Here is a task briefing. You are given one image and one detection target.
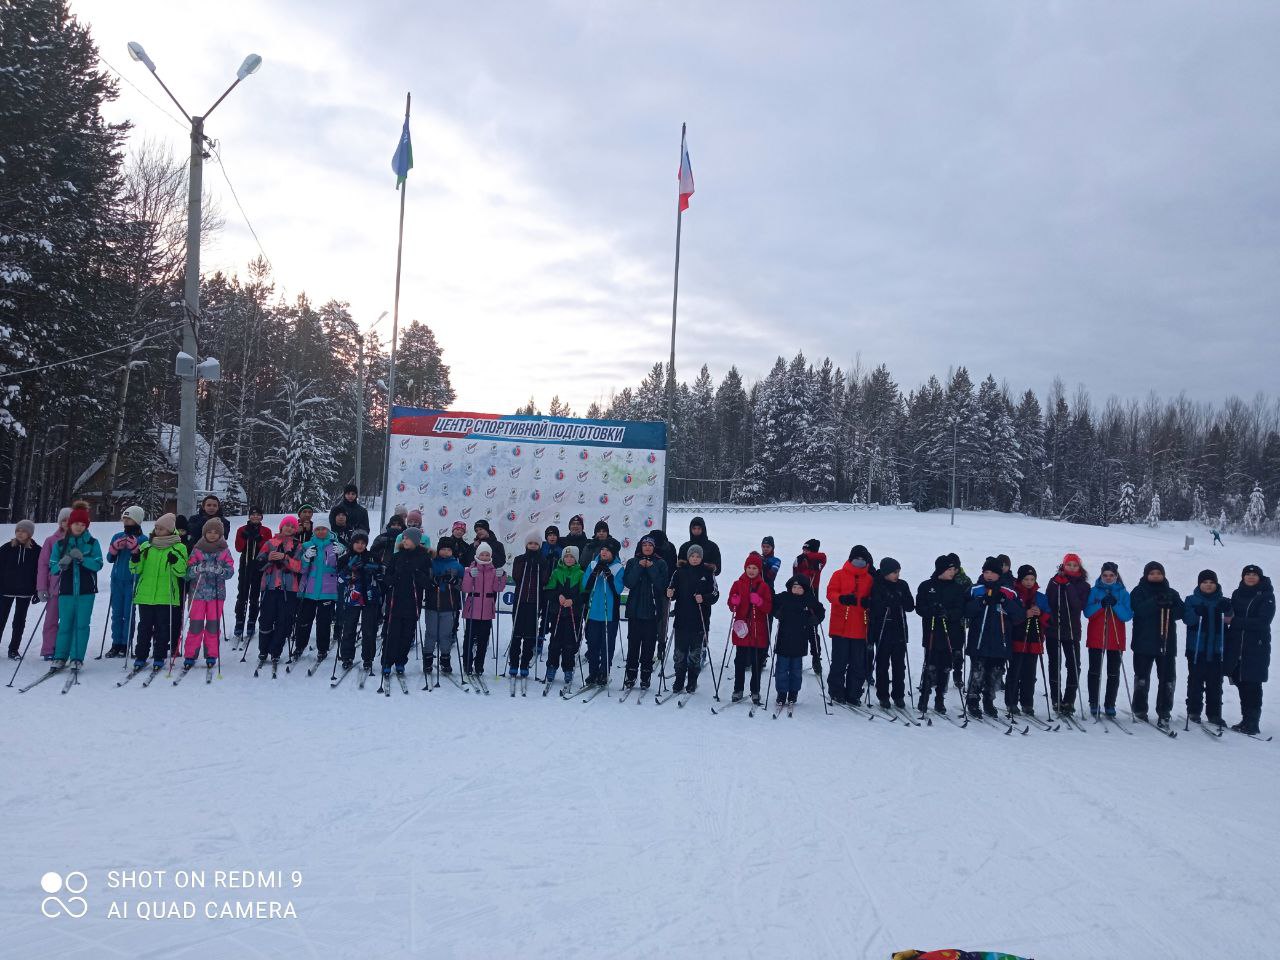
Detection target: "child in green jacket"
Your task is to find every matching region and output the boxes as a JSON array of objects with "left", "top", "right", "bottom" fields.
[{"left": 129, "top": 513, "right": 189, "bottom": 670}]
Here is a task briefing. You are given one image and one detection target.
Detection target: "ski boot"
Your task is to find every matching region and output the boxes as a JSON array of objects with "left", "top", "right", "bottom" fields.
[
  {"left": 983, "top": 701, "right": 999, "bottom": 719},
  {"left": 70, "top": 659, "right": 83, "bottom": 669},
  {"left": 1104, "top": 706, "right": 1117, "bottom": 719},
  {"left": 731, "top": 690, "right": 744, "bottom": 703},
  {"left": 966, "top": 700, "right": 983, "bottom": 720},
  {"left": 775, "top": 697, "right": 786, "bottom": 710},
  {"left": 916, "top": 692, "right": 929, "bottom": 713},
  {"left": 1133, "top": 711, "right": 1148, "bottom": 722},
  {"left": 8, "top": 650, "right": 21, "bottom": 661},
  {"left": 183, "top": 657, "right": 196, "bottom": 669},
  {"left": 933, "top": 697, "right": 947, "bottom": 716},
  {"left": 751, "top": 693, "right": 762, "bottom": 706},
  {"left": 205, "top": 657, "right": 216, "bottom": 668},
  {"left": 52, "top": 658, "right": 67, "bottom": 668},
  {"left": 686, "top": 679, "right": 697, "bottom": 694},
  {"left": 1022, "top": 705, "right": 1036, "bottom": 719},
  {"left": 1156, "top": 716, "right": 1171, "bottom": 731},
  {"left": 878, "top": 698, "right": 891, "bottom": 710},
  {"left": 1206, "top": 714, "right": 1224, "bottom": 727},
  {"left": 893, "top": 698, "right": 906, "bottom": 711},
  {"left": 105, "top": 645, "right": 125, "bottom": 659},
  {"left": 1187, "top": 711, "right": 1202, "bottom": 724},
  {"left": 1089, "top": 704, "right": 1101, "bottom": 719}
]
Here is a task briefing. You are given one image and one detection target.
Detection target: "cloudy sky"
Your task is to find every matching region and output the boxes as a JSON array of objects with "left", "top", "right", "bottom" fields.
[{"left": 78, "top": 1, "right": 1280, "bottom": 414}]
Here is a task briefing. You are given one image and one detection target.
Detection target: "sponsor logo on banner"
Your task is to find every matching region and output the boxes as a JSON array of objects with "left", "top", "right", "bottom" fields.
[
  {"left": 530, "top": 490, "right": 541, "bottom": 501},
  {"left": 418, "top": 483, "right": 428, "bottom": 494},
  {"left": 439, "top": 505, "right": 449, "bottom": 517},
  {"left": 555, "top": 469, "right": 565, "bottom": 481},
  {"left": 603, "top": 451, "right": 613, "bottom": 460},
  {"left": 647, "top": 452, "right": 657, "bottom": 464},
  {"left": 554, "top": 491, "right": 566, "bottom": 502},
  {"left": 442, "top": 462, "right": 453, "bottom": 472},
  {"left": 576, "top": 492, "right": 586, "bottom": 503},
  {"left": 462, "top": 507, "right": 473, "bottom": 519},
  {"left": 644, "top": 517, "right": 655, "bottom": 527},
  {"left": 535, "top": 447, "right": 545, "bottom": 458},
  {"left": 397, "top": 481, "right": 407, "bottom": 492},
  {"left": 599, "top": 494, "right": 609, "bottom": 504},
  {"left": 513, "top": 445, "right": 522, "bottom": 457},
  {"left": 399, "top": 438, "right": 410, "bottom": 448},
  {"left": 440, "top": 484, "right": 450, "bottom": 496},
  {"left": 533, "top": 468, "right": 542, "bottom": 480},
  {"left": 466, "top": 442, "right": 478, "bottom": 453},
  {"left": 506, "top": 511, "right": 518, "bottom": 522},
  {"left": 463, "top": 486, "right": 473, "bottom": 497},
  {"left": 487, "top": 465, "right": 497, "bottom": 476},
  {"left": 486, "top": 487, "right": 497, "bottom": 499},
  {"left": 579, "top": 450, "right": 589, "bottom": 460},
  {"left": 443, "top": 441, "right": 453, "bottom": 451},
  {"left": 530, "top": 511, "right": 541, "bottom": 523},
  {"left": 419, "top": 461, "right": 429, "bottom": 472},
  {"left": 624, "top": 495, "right": 635, "bottom": 506},
  {"left": 510, "top": 467, "right": 521, "bottom": 478},
  {"left": 577, "top": 471, "right": 589, "bottom": 482}
]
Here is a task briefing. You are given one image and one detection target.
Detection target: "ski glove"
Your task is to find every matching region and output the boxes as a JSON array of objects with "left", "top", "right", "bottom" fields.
[
  {"left": 167, "top": 552, "right": 180, "bottom": 565},
  {"left": 1101, "top": 594, "right": 1117, "bottom": 608},
  {"left": 984, "top": 589, "right": 1002, "bottom": 606},
  {"left": 303, "top": 546, "right": 318, "bottom": 561},
  {"left": 859, "top": 596, "right": 870, "bottom": 608},
  {"left": 749, "top": 593, "right": 763, "bottom": 607},
  {"left": 37, "top": 591, "right": 48, "bottom": 603},
  {"left": 839, "top": 593, "right": 857, "bottom": 606},
  {"left": 69, "top": 547, "right": 84, "bottom": 561},
  {"left": 58, "top": 554, "right": 73, "bottom": 569}
]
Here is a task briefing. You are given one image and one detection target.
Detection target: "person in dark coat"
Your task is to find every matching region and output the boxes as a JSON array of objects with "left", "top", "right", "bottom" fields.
[
  {"left": 1226, "top": 564, "right": 1274, "bottom": 735},
  {"left": 869, "top": 557, "right": 915, "bottom": 710},
  {"left": 509, "top": 531, "right": 548, "bottom": 677},
  {"left": 644, "top": 529, "right": 678, "bottom": 584},
  {"left": 622, "top": 535, "right": 669, "bottom": 690},
  {"left": 558, "top": 515, "right": 590, "bottom": 561},
  {"left": 466, "top": 519, "right": 506, "bottom": 569},
  {"left": 186, "top": 494, "right": 230, "bottom": 549},
  {"left": 371, "top": 515, "right": 406, "bottom": 569},
  {"left": 914, "top": 555, "right": 968, "bottom": 714},
  {"left": 1182, "top": 569, "right": 1232, "bottom": 725},
  {"left": 329, "top": 483, "right": 370, "bottom": 537},
  {"left": 380, "top": 528, "right": 431, "bottom": 675},
  {"left": 579, "top": 519, "right": 621, "bottom": 571},
  {"left": 1, "top": 519, "right": 41, "bottom": 658},
  {"left": 665, "top": 543, "right": 717, "bottom": 693},
  {"left": 677, "top": 515, "right": 721, "bottom": 575},
  {"left": 1045, "top": 552, "right": 1091, "bottom": 716},
  {"left": 1128, "top": 561, "right": 1185, "bottom": 727},
  {"left": 233, "top": 507, "right": 272, "bottom": 640},
  {"left": 336, "top": 530, "right": 382, "bottom": 672},
  {"left": 1007, "top": 565, "right": 1050, "bottom": 716},
  {"left": 964, "top": 557, "right": 1025, "bottom": 719},
  {"left": 771, "top": 574, "right": 825, "bottom": 707},
  {"left": 792, "top": 538, "right": 829, "bottom": 675}
]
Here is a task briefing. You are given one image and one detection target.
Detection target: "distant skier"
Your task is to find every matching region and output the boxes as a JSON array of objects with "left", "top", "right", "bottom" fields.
[
  {"left": 256, "top": 515, "right": 304, "bottom": 668},
  {"left": 1046, "top": 552, "right": 1090, "bottom": 716},
  {"left": 105, "top": 506, "right": 146, "bottom": 658},
  {"left": 1007, "top": 564, "right": 1049, "bottom": 717},
  {"left": 183, "top": 518, "right": 235, "bottom": 670},
  {"left": 793, "top": 538, "right": 828, "bottom": 673},
  {"left": 1, "top": 519, "right": 41, "bottom": 660},
  {"left": 543, "top": 545, "right": 585, "bottom": 692},
  {"left": 622, "top": 535, "right": 668, "bottom": 691},
  {"left": 726, "top": 551, "right": 772, "bottom": 704},
  {"left": 461, "top": 541, "right": 504, "bottom": 677},
  {"left": 336, "top": 531, "right": 382, "bottom": 674},
  {"left": 1211, "top": 528, "right": 1225, "bottom": 546},
  {"left": 509, "top": 532, "right": 548, "bottom": 679},
  {"left": 758, "top": 536, "right": 781, "bottom": 588},
  {"left": 233, "top": 508, "right": 271, "bottom": 641},
  {"left": 825, "top": 545, "right": 875, "bottom": 705},
  {"left": 665, "top": 543, "right": 717, "bottom": 695},
  {"left": 48, "top": 501, "right": 103, "bottom": 670},
  {"left": 129, "top": 513, "right": 187, "bottom": 672},
  {"left": 677, "top": 516, "right": 721, "bottom": 575}
]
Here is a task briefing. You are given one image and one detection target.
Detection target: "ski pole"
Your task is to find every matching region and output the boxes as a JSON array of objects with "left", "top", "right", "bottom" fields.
[
  {"left": 711, "top": 604, "right": 732, "bottom": 701},
  {"left": 901, "top": 608, "right": 913, "bottom": 708},
  {"left": 94, "top": 598, "right": 110, "bottom": 659},
  {"left": 812, "top": 621, "right": 832, "bottom": 715},
  {"left": 5, "top": 604, "right": 48, "bottom": 688},
  {"left": 869, "top": 607, "right": 890, "bottom": 707},
  {"left": 762, "top": 622, "right": 777, "bottom": 706}
]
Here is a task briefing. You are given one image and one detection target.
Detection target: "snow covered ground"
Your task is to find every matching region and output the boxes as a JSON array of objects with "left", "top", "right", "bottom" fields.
[{"left": 2, "top": 507, "right": 1277, "bottom": 959}]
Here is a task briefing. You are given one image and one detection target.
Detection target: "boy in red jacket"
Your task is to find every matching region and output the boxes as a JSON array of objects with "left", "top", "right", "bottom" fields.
[
  {"left": 727, "top": 552, "right": 773, "bottom": 704},
  {"left": 233, "top": 507, "right": 271, "bottom": 642},
  {"left": 825, "top": 545, "right": 876, "bottom": 705}
]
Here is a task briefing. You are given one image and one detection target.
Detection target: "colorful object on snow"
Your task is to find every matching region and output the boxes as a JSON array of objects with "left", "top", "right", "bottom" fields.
[
  {"left": 678, "top": 135, "right": 694, "bottom": 211},
  {"left": 892, "top": 951, "right": 1034, "bottom": 960}
]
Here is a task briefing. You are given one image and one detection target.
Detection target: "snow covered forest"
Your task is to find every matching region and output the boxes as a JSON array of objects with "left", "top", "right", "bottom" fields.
[{"left": 3, "top": 1, "right": 1279, "bottom": 535}]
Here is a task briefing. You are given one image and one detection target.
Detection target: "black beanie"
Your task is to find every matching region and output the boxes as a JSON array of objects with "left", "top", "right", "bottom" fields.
[
  {"left": 982, "top": 556, "right": 1002, "bottom": 575},
  {"left": 804, "top": 538, "right": 821, "bottom": 552},
  {"left": 545, "top": 524, "right": 560, "bottom": 537},
  {"left": 849, "top": 544, "right": 873, "bottom": 566},
  {"left": 1101, "top": 561, "right": 1119, "bottom": 576},
  {"left": 351, "top": 530, "right": 369, "bottom": 544},
  {"left": 947, "top": 552, "right": 961, "bottom": 568},
  {"left": 761, "top": 535, "right": 775, "bottom": 548},
  {"left": 475, "top": 518, "right": 491, "bottom": 532},
  {"left": 344, "top": 482, "right": 358, "bottom": 495},
  {"left": 879, "top": 557, "right": 901, "bottom": 576},
  {"left": 934, "top": 555, "right": 955, "bottom": 575},
  {"left": 997, "top": 554, "right": 1011, "bottom": 568},
  {"left": 1016, "top": 564, "right": 1036, "bottom": 581},
  {"left": 594, "top": 519, "right": 610, "bottom": 535},
  {"left": 1198, "top": 569, "right": 1218, "bottom": 585},
  {"left": 1242, "top": 564, "right": 1264, "bottom": 579},
  {"left": 1143, "top": 561, "right": 1165, "bottom": 578}
]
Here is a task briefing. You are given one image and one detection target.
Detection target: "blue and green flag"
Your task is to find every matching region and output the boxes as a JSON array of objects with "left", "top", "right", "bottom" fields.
[{"left": 392, "top": 115, "right": 413, "bottom": 189}]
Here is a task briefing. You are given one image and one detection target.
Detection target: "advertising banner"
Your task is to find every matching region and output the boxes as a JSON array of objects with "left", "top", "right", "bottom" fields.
[{"left": 386, "top": 408, "right": 668, "bottom": 559}]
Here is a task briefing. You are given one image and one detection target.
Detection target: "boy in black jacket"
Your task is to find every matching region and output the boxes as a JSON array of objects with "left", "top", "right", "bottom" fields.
[
  {"left": 665, "top": 543, "right": 718, "bottom": 694},
  {"left": 771, "top": 574, "right": 825, "bottom": 708},
  {"left": 1129, "top": 561, "right": 1184, "bottom": 727},
  {"left": 870, "top": 557, "right": 915, "bottom": 710},
  {"left": 1, "top": 519, "right": 41, "bottom": 659},
  {"left": 337, "top": 531, "right": 383, "bottom": 674},
  {"left": 914, "top": 555, "right": 968, "bottom": 714},
  {"left": 381, "top": 528, "right": 431, "bottom": 677}
]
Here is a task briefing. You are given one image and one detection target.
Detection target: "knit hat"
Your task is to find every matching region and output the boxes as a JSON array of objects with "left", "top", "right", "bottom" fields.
[
  {"left": 638, "top": 535, "right": 655, "bottom": 552},
  {"left": 344, "top": 482, "right": 358, "bottom": 495},
  {"left": 569, "top": 514, "right": 584, "bottom": 528},
  {"left": 788, "top": 573, "right": 812, "bottom": 592},
  {"left": 57, "top": 506, "right": 72, "bottom": 525},
  {"left": 298, "top": 503, "right": 316, "bottom": 515},
  {"left": 476, "top": 542, "right": 493, "bottom": 559},
  {"left": 394, "top": 504, "right": 408, "bottom": 517},
  {"left": 279, "top": 515, "right": 299, "bottom": 532},
  {"left": 879, "top": 557, "right": 901, "bottom": 576},
  {"left": 406, "top": 509, "right": 423, "bottom": 526},
  {"left": 761, "top": 535, "right": 775, "bottom": 548},
  {"left": 594, "top": 519, "right": 610, "bottom": 535},
  {"left": 403, "top": 527, "right": 423, "bottom": 546},
  {"left": 849, "top": 544, "right": 873, "bottom": 567},
  {"left": 934, "top": 555, "right": 956, "bottom": 575},
  {"left": 351, "top": 530, "right": 369, "bottom": 544},
  {"left": 475, "top": 518, "right": 491, "bottom": 532},
  {"left": 154, "top": 513, "right": 177, "bottom": 535},
  {"left": 434, "top": 537, "right": 452, "bottom": 553},
  {"left": 982, "top": 556, "right": 1002, "bottom": 575},
  {"left": 249, "top": 506, "right": 264, "bottom": 518},
  {"left": 202, "top": 518, "right": 223, "bottom": 539},
  {"left": 68, "top": 501, "right": 91, "bottom": 528},
  {"left": 687, "top": 543, "right": 704, "bottom": 559},
  {"left": 525, "top": 530, "right": 542, "bottom": 547},
  {"left": 561, "top": 545, "right": 579, "bottom": 561},
  {"left": 803, "top": 538, "right": 821, "bottom": 552},
  {"left": 745, "top": 551, "right": 764, "bottom": 571},
  {"left": 387, "top": 514, "right": 405, "bottom": 531},
  {"left": 313, "top": 517, "right": 330, "bottom": 532},
  {"left": 545, "top": 524, "right": 560, "bottom": 538},
  {"left": 15, "top": 519, "right": 35, "bottom": 536},
  {"left": 1017, "top": 564, "right": 1037, "bottom": 581},
  {"left": 997, "top": 553, "right": 1011, "bottom": 569},
  {"left": 1062, "top": 552, "right": 1082, "bottom": 567},
  {"left": 1101, "top": 561, "right": 1119, "bottom": 576},
  {"left": 452, "top": 521, "right": 467, "bottom": 535},
  {"left": 122, "top": 505, "right": 145, "bottom": 526},
  {"left": 1143, "top": 561, "right": 1166, "bottom": 578},
  {"left": 946, "top": 552, "right": 962, "bottom": 568},
  {"left": 1242, "top": 564, "right": 1264, "bottom": 578},
  {"left": 1197, "top": 569, "right": 1218, "bottom": 585}
]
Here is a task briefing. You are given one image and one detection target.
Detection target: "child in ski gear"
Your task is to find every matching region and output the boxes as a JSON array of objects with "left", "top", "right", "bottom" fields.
[
  {"left": 915, "top": 555, "right": 968, "bottom": 713},
  {"left": 793, "top": 538, "right": 828, "bottom": 673},
  {"left": 947, "top": 552, "right": 973, "bottom": 687},
  {"left": 964, "top": 557, "right": 1025, "bottom": 719},
  {"left": 35, "top": 506, "right": 70, "bottom": 658},
  {"left": 105, "top": 505, "right": 146, "bottom": 657},
  {"left": 646, "top": 529, "right": 679, "bottom": 578},
  {"left": 759, "top": 536, "right": 781, "bottom": 587},
  {"left": 1046, "top": 552, "right": 1090, "bottom": 715},
  {"left": 423, "top": 539, "right": 464, "bottom": 674},
  {"left": 1226, "top": 564, "right": 1273, "bottom": 735},
  {"left": 371, "top": 515, "right": 406, "bottom": 568},
  {"left": 1129, "top": 561, "right": 1184, "bottom": 726},
  {"left": 381, "top": 527, "right": 430, "bottom": 674},
  {"left": 772, "top": 574, "right": 825, "bottom": 706},
  {"left": 535, "top": 525, "right": 561, "bottom": 649},
  {"left": 1, "top": 519, "right": 41, "bottom": 659},
  {"left": 462, "top": 541, "right": 504, "bottom": 675},
  {"left": 727, "top": 551, "right": 773, "bottom": 703},
  {"left": 329, "top": 482, "right": 370, "bottom": 536},
  {"left": 183, "top": 518, "right": 234, "bottom": 667},
  {"left": 582, "top": 543, "right": 624, "bottom": 685},
  {"left": 623, "top": 535, "right": 669, "bottom": 689},
  {"left": 1212, "top": 529, "right": 1224, "bottom": 546},
  {"left": 185, "top": 494, "right": 230, "bottom": 552},
  {"left": 234, "top": 508, "right": 271, "bottom": 640},
  {"left": 436, "top": 519, "right": 469, "bottom": 558},
  {"left": 129, "top": 513, "right": 187, "bottom": 668},
  {"left": 256, "top": 515, "right": 303, "bottom": 664},
  {"left": 330, "top": 509, "right": 353, "bottom": 550},
  {"left": 1183, "top": 570, "right": 1231, "bottom": 724},
  {"left": 666, "top": 543, "right": 717, "bottom": 694},
  {"left": 826, "top": 545, "right": 875, "bottom": 704},
  {"left": 1007, "top": 565, "right": 1049, "bottom": 715},
  {"left": 1084, "top": 561, "right": 1132, "bottom": 717},
  {"left": 544, "top": 545, "right": 585, "bottom": 689},
  {"left": 540, "top": 525, "right": 562, "bottom": 564},
  {"left": 579, "top": 518, "right": 620, "bottom": 571},
  {"left": 996, "top": 554, "right": 1015, "bottom": 589},
  {"left": 48, "top": 502, "right": 103, "bottom": 667},
  {"left": 337, "top": 531, "right": 382, "bottom": 671},
  {"left": 467, "top": 518, "right": 507, "bottom": 569},
  {"left": 293, "top": 519, "right": 344, "bottom": 662},
  {"left": 677, "top": 515, "right": 721, "bottom": 574},
  {"left": 508, "top": 532, "right": 547, "bottom": 676},
  {"left": 870, "top": 557, "right": 915, "bottom": 709}
]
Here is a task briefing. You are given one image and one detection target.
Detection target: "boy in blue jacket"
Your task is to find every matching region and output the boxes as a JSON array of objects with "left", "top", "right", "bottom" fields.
[
  {"left": 582, "top": 544, "right": 624, "bottom": 686},
  {"left": 423, "top": 540, "right": 464, "bottom": 676},
  {"left": 964, "top": 556, "right": 1026, "bottom": 719},
  {"left": 1183, "top": 569, "right": 1232, "bottom": 726},
  {"left": 105, "top": 505, "right": 147, "bottom": 657}
]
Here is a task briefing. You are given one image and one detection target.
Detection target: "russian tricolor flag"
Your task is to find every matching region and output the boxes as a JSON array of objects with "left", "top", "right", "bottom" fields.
[{"left": 678, "top": 139, "right": 695, "bottom": 212}]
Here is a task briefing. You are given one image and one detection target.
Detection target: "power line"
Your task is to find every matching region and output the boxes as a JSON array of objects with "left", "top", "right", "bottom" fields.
[
  {"left": 0, "top": 322, "right": 184, "bottom": 381},
  {"left": 208, "top": 143, "right": 272, "bottom": 268}
]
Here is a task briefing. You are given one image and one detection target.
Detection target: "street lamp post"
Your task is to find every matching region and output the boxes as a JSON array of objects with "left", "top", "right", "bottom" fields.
[{"left": 127, "top": 42, "right": 261, "bottom": 516}]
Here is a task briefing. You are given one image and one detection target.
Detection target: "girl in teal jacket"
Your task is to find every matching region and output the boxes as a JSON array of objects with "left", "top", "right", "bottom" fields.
[{"left": 48, "top": 501, "right": 104, "bottom": 666}]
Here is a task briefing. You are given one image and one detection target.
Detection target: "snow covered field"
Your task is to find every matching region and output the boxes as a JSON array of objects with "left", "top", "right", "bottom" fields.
[{"left": 2, "top": 507, "right": 1277, "bottom": 959}]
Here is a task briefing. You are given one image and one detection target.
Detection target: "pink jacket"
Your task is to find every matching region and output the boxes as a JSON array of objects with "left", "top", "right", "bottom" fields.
[
  {"left": 37, "top": 528, "right": 64, "bottom": 597},
  {"left": 462, "top": 561, "right": 505, "bottom": 621},
  {"left": 187, "top": 546, "right": 236, "bottom": 601}
]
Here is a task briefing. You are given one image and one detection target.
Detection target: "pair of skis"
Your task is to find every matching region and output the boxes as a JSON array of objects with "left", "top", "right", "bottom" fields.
[
  {"left": 172, "top": 663, "right": 216, "bottom": 686},
  {"left": 18, "top": 663, "right": 77, "bottom": 694}
]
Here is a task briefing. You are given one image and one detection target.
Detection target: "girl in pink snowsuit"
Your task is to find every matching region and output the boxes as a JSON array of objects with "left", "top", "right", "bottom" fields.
[
  {"left": 461, "top": 541, "right": 504, "bottom": 676},
  {"left": 183, "top": 518, "right": 235, "bottom": 666},
  {"left": 35, "top": 506, "right": 70, "bottom": 658}
]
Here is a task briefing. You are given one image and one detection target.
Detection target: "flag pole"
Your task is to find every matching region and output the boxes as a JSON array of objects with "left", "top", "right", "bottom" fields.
[
  {"left": 662, "top": 122, "right": 686, "bottom": 534},
  {"left": 380, "top": 91, "right": 411, "bottom": 531}
]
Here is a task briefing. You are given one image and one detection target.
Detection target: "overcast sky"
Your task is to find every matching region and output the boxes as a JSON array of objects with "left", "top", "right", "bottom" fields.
[{"left": 78, "top": 1, "right": 1280, "bottom": 415}]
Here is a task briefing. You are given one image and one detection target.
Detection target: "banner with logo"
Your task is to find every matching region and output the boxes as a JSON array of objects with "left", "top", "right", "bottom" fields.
[{"left": 386, "top": 408, "right": 668, "bottom": 560}]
